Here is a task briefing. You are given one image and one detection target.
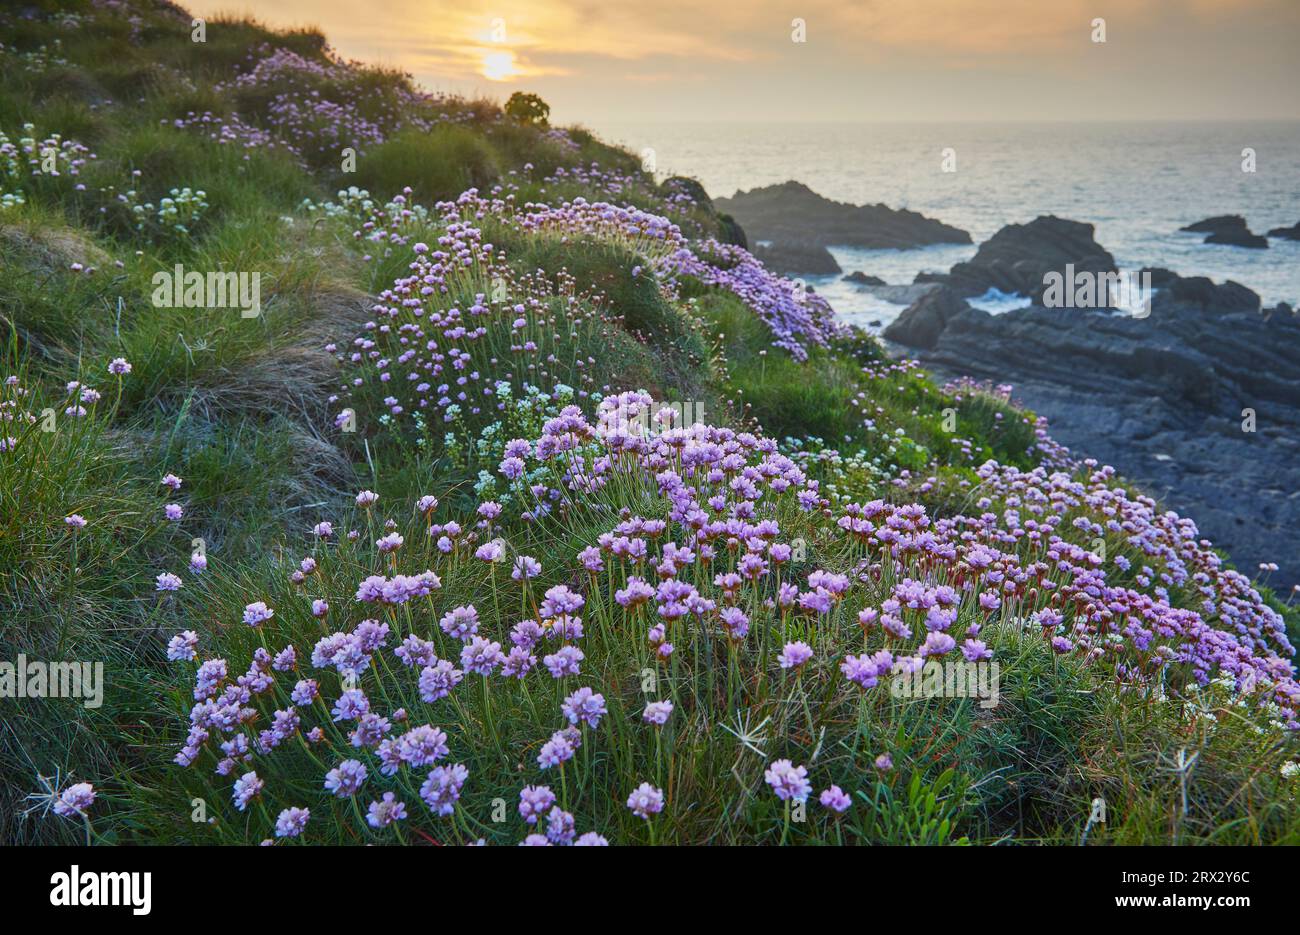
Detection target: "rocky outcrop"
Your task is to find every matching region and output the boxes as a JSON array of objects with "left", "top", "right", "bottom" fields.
[
  {"left": 933, "top": 216, "right": 1117, "bottom": 301},
  {"left": 1181, "top": 215, "right": 1268, "bottom": 249},
  {"left": 844, "top": 271, "right": 886, "bottom": 286},
  {"left": 715, "top": 181, "right": 970, "bottom": 250},
  {"left": 751, "top": 242, "right": 840, "bottom": 276},
  {"left": 1205, "top": 229, "right": 1268, "bottom": 249},
  {"left": 887, "top": 273, "right": 1300, "bottom": 591},
  {"left": 881, "top": 287, "right": 970, "bottom": 349},
  {"left": 1266, "top": 221, "right": 1300, "bottom": 241},
  {"left": 1166, "top": 276, "right": 1259, "bottom": 314},
  {"left": 1140, "top": 267, "right": 1181, "bottom": 288},
  {"left": 716, "top": 213, "right": 748, "bottom": 249},
  {"left": 1182, "top": 215, "right": 1248, "bottom": 234}
]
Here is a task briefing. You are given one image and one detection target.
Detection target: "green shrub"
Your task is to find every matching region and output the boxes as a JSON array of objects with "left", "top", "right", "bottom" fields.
[
  {"left": 350, "top": 126, "right": 498, "bottom": 203},
  {"left": 504, "top": 91, "right": 549, "bottom": 126}
]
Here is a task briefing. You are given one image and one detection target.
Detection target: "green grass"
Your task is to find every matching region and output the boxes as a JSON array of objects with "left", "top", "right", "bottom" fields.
[{"left": 350, "top": 126, "right": 500, "bottom": 204}]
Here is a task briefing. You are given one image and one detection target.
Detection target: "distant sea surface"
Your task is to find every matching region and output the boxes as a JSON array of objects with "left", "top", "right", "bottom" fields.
[{"left": 598, "top": 120, "right": 1300, "bottom": 328}]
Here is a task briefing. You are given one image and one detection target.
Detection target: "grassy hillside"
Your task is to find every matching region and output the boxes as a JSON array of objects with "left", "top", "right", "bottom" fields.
[{"left": 2, "top": 0, "right": 1297, "bottom": 846}]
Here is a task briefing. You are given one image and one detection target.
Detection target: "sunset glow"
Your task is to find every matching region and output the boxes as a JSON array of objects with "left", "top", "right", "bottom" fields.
[
  {"left": 183, "top": 0, "right": 1300, "bottom": 124},
  {"left": 480, "top": 49, "right": 519, "bottom": 81}
]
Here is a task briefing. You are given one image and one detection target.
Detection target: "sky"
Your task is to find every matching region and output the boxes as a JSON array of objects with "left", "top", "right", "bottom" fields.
[{"left": 185, "top": 0, "right": 1300, "bottom": 126}]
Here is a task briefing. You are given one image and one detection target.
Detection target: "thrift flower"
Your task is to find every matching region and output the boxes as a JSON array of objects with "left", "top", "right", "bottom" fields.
[
  {"left": 53, "top": 782, "right": 96, "bottom": 818},
  {"left": 366, "top": 792, "right": 408, "bottom": 828},
  {"left": 642, "top": 700, "right": 674, "bottom": 725},
  {"left": 778, "top": 641, "right": 813, "bottom": 670},
  {"left": 324, "top": 759, "right": 368, "bottom": 798},
  {"left": 167, "top": 630, "right": 198, "bottom": 662},
  {"left": 537, "top": 728, "right": 579, "bottom": 769},
  {"left": 764, "top": 759, "right": 811, "bottom": 803},
  {"left": 420, "top": 763, "right": 469, "bottom": 816},
  {"left": 561, "top": 687, "right": 607, "bottom": 728},
  {"left": 543, "top": 645, "right": 584, "bottom": 679},
  {"left": 232, "top": 771, "right": 263, "bottom": 811},
  {"left": 155, "top": 572, "right": 183, "bottom": 592},
  {"left": 626, "top": 782, "right": 665, "bottom": 819},
  {"left": 519, "top": 785, "right": 556, "bottom": 824},
  {"left": 819, "top": 786, "right": 852, "bottom": 813},
  {"left": 242, "top": 601, "right": 274, "bottom": 627},
  {"left": 512, "top": 555, "right": 541, "bottom": 580},
  {"left": 275, "top": 807, "right": 310, "bottom": 838}
]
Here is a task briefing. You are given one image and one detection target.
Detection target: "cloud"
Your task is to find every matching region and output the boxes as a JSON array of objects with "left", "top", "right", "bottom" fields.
[{"left": 187, "top": 0, "right": 1300, "bottom": 118}]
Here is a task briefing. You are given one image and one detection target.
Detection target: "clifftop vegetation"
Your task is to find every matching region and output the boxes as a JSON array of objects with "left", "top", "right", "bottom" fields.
[{"left": 2, "top": 0, "right": 1297, "bottom": 846}]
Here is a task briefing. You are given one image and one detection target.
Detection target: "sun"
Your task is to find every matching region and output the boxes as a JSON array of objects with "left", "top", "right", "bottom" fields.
[{"left": 480, "top": 50, "right": 519, "bottom": 81}]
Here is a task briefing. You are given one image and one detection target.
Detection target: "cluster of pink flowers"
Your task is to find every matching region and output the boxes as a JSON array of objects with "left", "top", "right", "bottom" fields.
[
  {"left": 324, "top": 181, "right": 856, "bottom": 445},
  {"left": 212, "top": 45, "right": 471, "bottom": 168},
  {"left": 505, "top": 402, "right": 1298, "bottom": 721},
  {"left": 668, "top": 239, "right": 842, "bottom": 361},
  {"left": 166, "top": 110, "right": 298, "bottom": 164},
  {"left": 326, "top": 210, "right": 606, "bottom": 440},
  {"left": 163, "top": 378, "right": 1297, "bottom": 844}
]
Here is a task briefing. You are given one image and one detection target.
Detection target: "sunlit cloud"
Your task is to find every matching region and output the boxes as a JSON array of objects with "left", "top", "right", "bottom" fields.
[
  {"left": 186, "top": 0, "right": 1300, "bottom": 120},
  {"left": 480, "top": 49, "right": 517, "bottom": 81}
]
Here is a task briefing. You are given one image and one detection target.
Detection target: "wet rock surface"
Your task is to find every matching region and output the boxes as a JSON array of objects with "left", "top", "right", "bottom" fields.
[
  {"left": 923, "top": 215, "right": 1117, "bottom": 300},
  {"left": 843, "top": 271, "right": 887, "bottom": 286}
]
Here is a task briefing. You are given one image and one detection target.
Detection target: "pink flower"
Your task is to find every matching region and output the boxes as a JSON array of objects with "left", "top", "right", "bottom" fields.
[
  {"left": 242, "top": 601, "right": 275, "bottom": 627},
  {"left": 626, "top": 782, "right": 664, "bottom": 819}
]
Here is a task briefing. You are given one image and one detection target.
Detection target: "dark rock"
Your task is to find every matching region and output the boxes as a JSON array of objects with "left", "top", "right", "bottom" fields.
[
  {"left": 894, "top": 268, "right": 1300, "bottom": 591},
  {"left": 1140, "top": 267, "right": 1181, "bottom": 288},
  {"left": 1181, "top": 215, "right": 1268, "bottom": 249},
  {"left": 943, "top": 216, "right": 1116, "bottom": 301},
  {"left": 752, "top": 241, "right": 841, "bottom": 276},
  {"left": 1181, "top": 215, "right": 1250, "bottom": 235},
  {"left": 1205, "top": 229, "right": 1269, "bottom": 249},
  {"left": 844, "top": 271, "right": 887, "bottom": 286},
  {"left": 913, "top": 271, "right": 948, "bottom": 285},
  {"left": 1266, "top": 222, "right": 1300, "bottom": 241},
  {"left": 715, "top": 181, "right": 970, "bottom": 250},
  {"left": 881, "top": 287, "right": 970, "bottom": 350},
  {"left": 717, "top": 213, "right": 748, "bottom": 249},
  {"left": 1166, "top": 276, "right": 1259, "bottom": 314}
]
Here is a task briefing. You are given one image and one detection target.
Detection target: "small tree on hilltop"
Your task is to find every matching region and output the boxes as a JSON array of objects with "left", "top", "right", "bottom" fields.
[{"left": 505, "top": 91, "right": 550, "bottom": 127}]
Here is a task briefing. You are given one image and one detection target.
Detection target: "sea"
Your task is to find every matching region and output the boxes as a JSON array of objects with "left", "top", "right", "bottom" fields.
[{"left": 599, "top": 120, "right": 1300, "bottom": 331}]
